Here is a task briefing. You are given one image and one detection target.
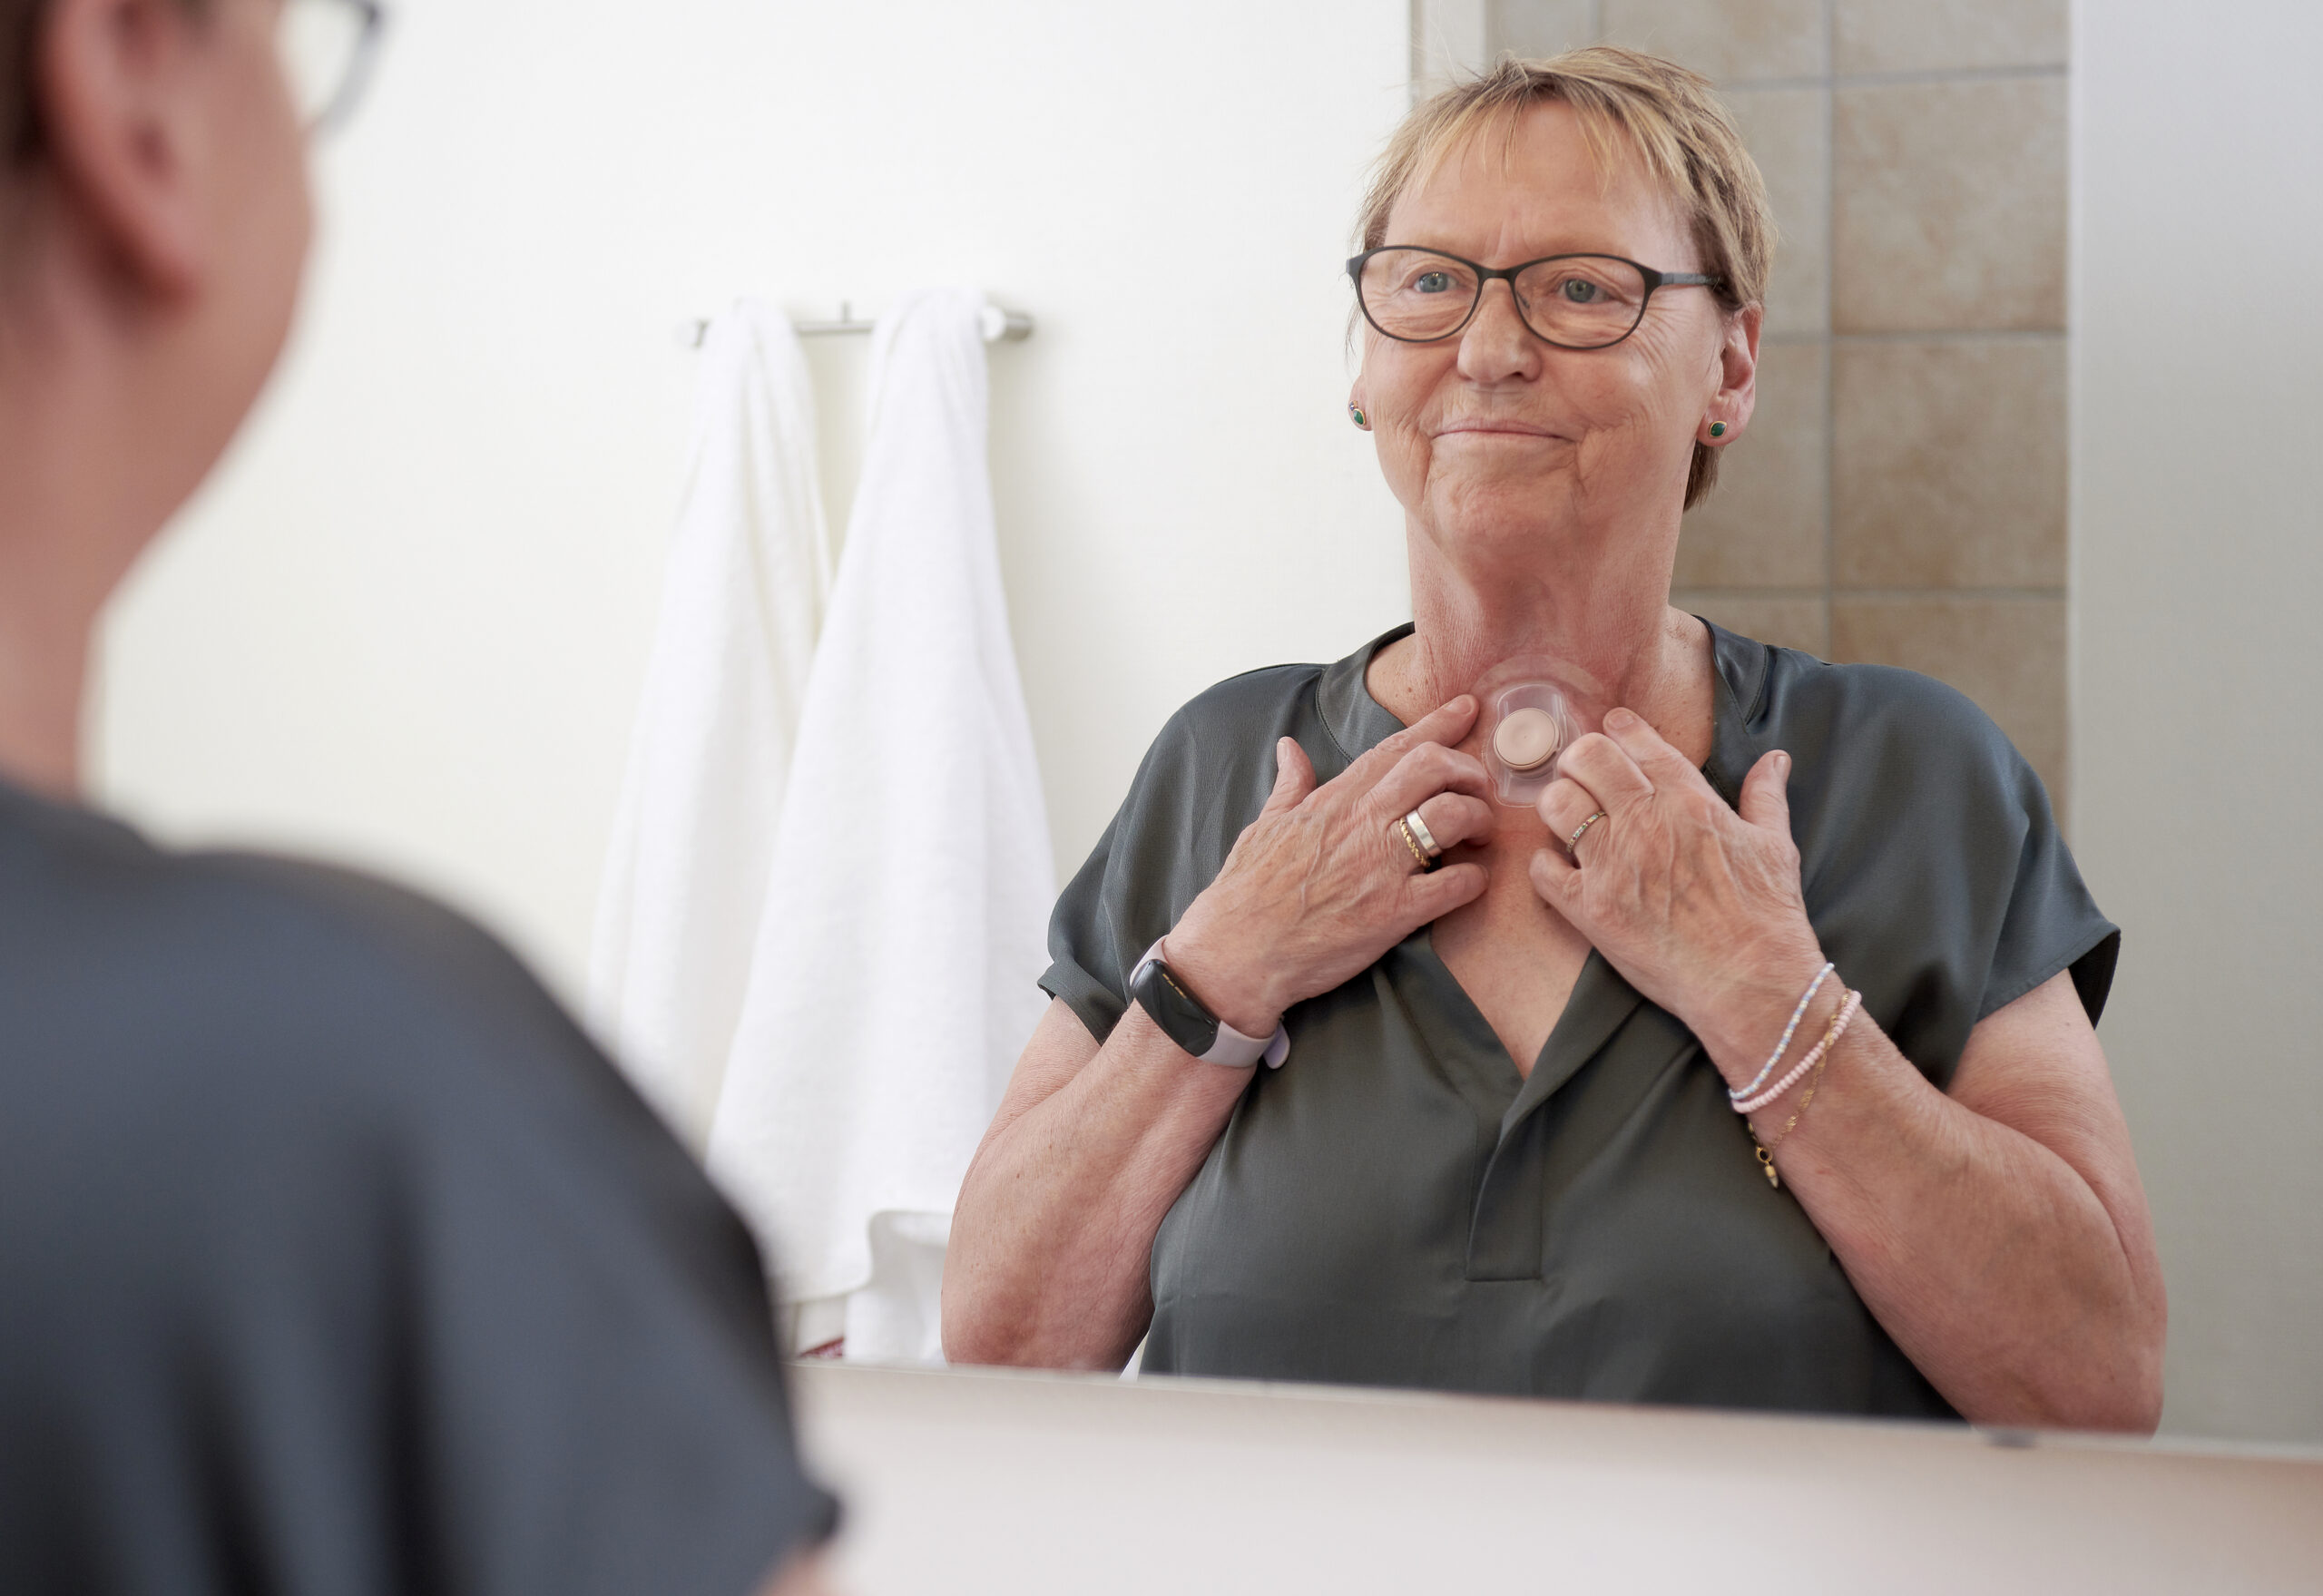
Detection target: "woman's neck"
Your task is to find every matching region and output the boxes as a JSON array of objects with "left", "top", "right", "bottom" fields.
[
  {"left": 0, "top": 502, "right": 103, "bottom": 803},
  {"left": 0, "top": 335, "right": 153, "bottom": 803},
  {"left": 1371, "top": 516, "right": 1710, "bottom": 746}
]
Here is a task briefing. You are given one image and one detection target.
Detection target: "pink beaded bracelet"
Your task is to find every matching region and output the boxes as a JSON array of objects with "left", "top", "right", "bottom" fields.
[
  {"left": 1733, "top": 989, "right": 1862, "bottom": 1115},
  {"left": 1730, "top": 962, "right": 1836, "bottom": 1103}
]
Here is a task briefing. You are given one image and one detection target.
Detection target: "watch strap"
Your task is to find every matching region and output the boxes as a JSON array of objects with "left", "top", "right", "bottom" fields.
[{"left": 1130, "top": 941, "right": 1289, "bottom": 1070}]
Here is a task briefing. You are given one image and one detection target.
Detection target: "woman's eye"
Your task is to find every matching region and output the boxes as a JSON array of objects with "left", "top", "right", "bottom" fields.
[
  {"left": 1414, "top": 271, "right": 1456, "bottom": 294},
  {"left": 1559, "top": 278, "right": 1603, "bottom": 304}
]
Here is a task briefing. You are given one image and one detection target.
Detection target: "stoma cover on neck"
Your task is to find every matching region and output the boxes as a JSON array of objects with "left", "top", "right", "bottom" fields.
[{"left": 1484, "top": 681, "right": 1577, "bottom": 806}]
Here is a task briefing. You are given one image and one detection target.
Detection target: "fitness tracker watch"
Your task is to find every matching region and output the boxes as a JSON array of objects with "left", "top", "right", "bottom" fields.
[{"left": 1128, "top": 941, "right": 1290, "bottom": 1070}]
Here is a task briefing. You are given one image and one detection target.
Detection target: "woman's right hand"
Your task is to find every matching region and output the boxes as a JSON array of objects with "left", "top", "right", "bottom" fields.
[{"left": 1165, "top": 697, "right": 1495, "bottom": 1036}]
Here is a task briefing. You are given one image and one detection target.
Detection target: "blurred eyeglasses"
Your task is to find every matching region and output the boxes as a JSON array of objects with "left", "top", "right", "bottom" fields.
[
  {"left": 279, "top": 0, "right": 387, "bottom": 135},
  {"left": 1348, "top": 246, "right": 1726, "bottom": 351}
]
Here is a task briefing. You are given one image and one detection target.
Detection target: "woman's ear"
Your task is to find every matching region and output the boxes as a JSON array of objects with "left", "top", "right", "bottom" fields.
[
  {"left": 36, "top": 0, "right": 221, "bottom": 300},
  {"left": 1702, "top": 302, "right": 1762, "bottom": 445}
]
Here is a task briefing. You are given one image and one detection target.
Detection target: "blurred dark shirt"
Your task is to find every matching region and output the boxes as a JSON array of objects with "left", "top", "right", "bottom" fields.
[{"left": 0, "top": 778, "right": 836, "bottom": 1595}]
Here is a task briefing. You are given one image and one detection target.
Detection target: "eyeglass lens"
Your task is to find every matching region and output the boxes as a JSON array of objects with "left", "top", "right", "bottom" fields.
[
  {"left": 1358, "top": 249, "right": 1652, "bottom": 348},
  {"left": 278, "top": 0, "right": 380, "bottom": 132}
]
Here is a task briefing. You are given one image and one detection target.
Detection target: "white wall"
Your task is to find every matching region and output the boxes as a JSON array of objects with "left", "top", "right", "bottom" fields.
[
  {"left": 2073, "top": 0, "right": 2323, "bottom": 1444},
  {"left": 97, "top": 0, "right": 1414, "bottom": 999}
]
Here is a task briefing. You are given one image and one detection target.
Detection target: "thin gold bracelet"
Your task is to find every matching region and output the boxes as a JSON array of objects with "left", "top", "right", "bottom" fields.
[{"left": 1750, "top": 989, "right": 1860, "bottom": 1190}]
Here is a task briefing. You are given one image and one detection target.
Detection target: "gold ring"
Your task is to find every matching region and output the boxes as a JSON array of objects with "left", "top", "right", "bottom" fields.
[
  {"left": 1394, "top": 818, "right": 1435, "bottom": 871},
  {"left": 1568, "top": 811, "right": 1608, "bottom": 854},
  {"left": 1404, "top": 808, "right": 1443, "bottom": 859}
]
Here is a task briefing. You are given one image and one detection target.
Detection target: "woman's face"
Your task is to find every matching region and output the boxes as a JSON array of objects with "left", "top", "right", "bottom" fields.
[{"left": 1358, "top": 102, "right": 1756, "bottom": 573}]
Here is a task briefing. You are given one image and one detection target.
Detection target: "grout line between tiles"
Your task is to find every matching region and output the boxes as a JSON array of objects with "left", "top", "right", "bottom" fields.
[
  {"left": 1818, "top": 328, "right": 2067, "bottom": 345},
  {"left": 1831, "top": 589, "right": 2070, "bottom": 602},
  {"left": 1770, "top": 330, "right": 2068, "bottom": 349},
  {"left": 1671, "top": 589, "right": 1829, "bottom": 601},
  {"left": 2063, "top": 29, "right": 2078, "bottom": 831},
  {"left": 1720, "top": 64, "right": 2067, "bottom": 93},
  {"left": 1820, "top": 0, "right": 1835, "bottom": 660}
]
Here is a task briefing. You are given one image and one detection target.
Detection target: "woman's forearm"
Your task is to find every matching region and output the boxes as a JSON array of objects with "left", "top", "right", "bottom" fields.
[
  {"left": 1788, "top": 1057, "right": 2160, "bottom": 1429},
  {"left": 1524, "top": 719, "right": 2161, "bottom": 1430},
  {"left": 1704, "top": 982, "right": 2165, "bottom": 1431},
  {"left": 942, "top": 1004, "right": 1249, "bottom": 1371}
]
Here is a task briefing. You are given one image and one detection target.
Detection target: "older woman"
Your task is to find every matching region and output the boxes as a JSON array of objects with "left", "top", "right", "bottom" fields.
[{"left": 944, "top": 48, "right": 2164, "bottom": 1430}]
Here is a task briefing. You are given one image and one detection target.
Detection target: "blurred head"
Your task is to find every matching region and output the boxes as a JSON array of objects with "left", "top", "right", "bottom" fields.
[
  {"left": 1349, "top": 49, "right": 1772, "bottom": 581},
  {"left": 1, "top": 0, "right": 314, "bottom": 541}
]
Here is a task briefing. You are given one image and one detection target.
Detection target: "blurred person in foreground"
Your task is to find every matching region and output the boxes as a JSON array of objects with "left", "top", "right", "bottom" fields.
[{"left": 0, "top": 1, "right": 837, "bottom": 1590}]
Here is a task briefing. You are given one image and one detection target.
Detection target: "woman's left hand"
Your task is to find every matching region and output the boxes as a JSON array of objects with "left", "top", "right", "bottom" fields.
[{"left": 1529, "top": 709, "right": 1824, "bottom": 1066}]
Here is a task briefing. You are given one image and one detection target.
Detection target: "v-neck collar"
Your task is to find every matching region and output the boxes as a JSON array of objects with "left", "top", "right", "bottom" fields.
[
  {"left": 1318, "top": 616, "right": 1770, "bottom": 790},
  {"left": 1322, "top": 615, "right": 1773, "bottom": 1120},
  {"left": 1700, "top": 618, "right": 1773, "bottom": 808},
  {"left": 1315, "top": 623, "right": 1413, "bottom": 769}
]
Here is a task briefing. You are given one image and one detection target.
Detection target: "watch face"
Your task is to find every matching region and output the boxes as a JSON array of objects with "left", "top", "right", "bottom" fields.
[{"left": 1132, "top": 955, "right": 1221, "bottom": 1061}]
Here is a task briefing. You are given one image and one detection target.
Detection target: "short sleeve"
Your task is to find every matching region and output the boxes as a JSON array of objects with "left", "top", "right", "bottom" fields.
[
  {"left": 1977, "top": 738, "right": 2121, "bottom": 1025},
  {"left": 1041, "top": 668, "right": 1324, "bottom": 1043},
  {"left": 1041, "top": 831, "right": 1135, "bottom": 1043},
  {"left": 1041, "top": 712, "right": 1210, "bottom": 1043},
  {"left": 1763, "top": 651, "right": 2121, "bottom": 1091}
]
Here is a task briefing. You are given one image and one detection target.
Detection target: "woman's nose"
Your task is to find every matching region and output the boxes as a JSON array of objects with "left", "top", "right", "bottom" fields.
[{"left": 1456, "top": 280, "right": 1544, "bottom": 384}]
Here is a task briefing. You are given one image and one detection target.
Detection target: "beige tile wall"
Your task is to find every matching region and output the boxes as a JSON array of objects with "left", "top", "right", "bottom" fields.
[{"left": 1491, "top": 0, "right": 2072, "bottom": 806}]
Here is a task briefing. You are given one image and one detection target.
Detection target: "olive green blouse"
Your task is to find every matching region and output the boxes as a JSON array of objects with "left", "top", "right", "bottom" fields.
[{"left": 1040, "top": 623, "right": 2119, "bottom": 1421}]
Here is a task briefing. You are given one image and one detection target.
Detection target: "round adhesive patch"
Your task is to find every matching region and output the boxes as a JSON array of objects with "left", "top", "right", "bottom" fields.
[{"left": 1493, "top": 707, "right": 1563, "bottom": 773}]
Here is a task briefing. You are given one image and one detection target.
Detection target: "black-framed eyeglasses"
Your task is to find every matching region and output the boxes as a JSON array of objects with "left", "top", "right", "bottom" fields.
[
  {"left": 279, "top": 0, "right": 388, "bottom": 136},
  {"left": 1347, "top": 246, "right": 1726, "bottom": 351}
]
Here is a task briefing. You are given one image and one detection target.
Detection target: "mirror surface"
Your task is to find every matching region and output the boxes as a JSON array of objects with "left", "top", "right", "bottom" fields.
[{"left": 95, "top": 0, "right": 2322, "bottom": 1447}]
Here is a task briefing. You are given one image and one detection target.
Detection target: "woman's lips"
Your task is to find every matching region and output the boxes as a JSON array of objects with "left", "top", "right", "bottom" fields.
[{"left": 1436, "top": 422, "right": 1567, "bottom": 439}]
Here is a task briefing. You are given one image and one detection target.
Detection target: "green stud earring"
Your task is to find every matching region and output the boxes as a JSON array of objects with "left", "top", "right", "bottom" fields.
[
  {"left": 1348, "top": 402, "right": 1370, "bottom": 430},
  {"left": 1709, "top": 421, "right": 1727, "bottom": 438}
]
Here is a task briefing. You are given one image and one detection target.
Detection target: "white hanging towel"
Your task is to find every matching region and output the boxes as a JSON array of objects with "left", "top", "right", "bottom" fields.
[
  {"left": 588, "top": 302, "right": 832, "bottom": 1152},
  {"left": 707, "top": 287, "right": 1055, "bottom": 1363}
]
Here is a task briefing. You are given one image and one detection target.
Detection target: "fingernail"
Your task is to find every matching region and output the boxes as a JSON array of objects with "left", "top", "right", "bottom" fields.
[
  {"left": 1776, "top": 750, "right": 1792, "bottom": 777},
  {"left": 1606, "top": 708, "right": 1638, "bottom": 730}
]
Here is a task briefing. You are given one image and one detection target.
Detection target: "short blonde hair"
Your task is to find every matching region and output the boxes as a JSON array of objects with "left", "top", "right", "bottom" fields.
[{"left": 1358, "top": 47, "right": 1774, "bottom": 509}]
